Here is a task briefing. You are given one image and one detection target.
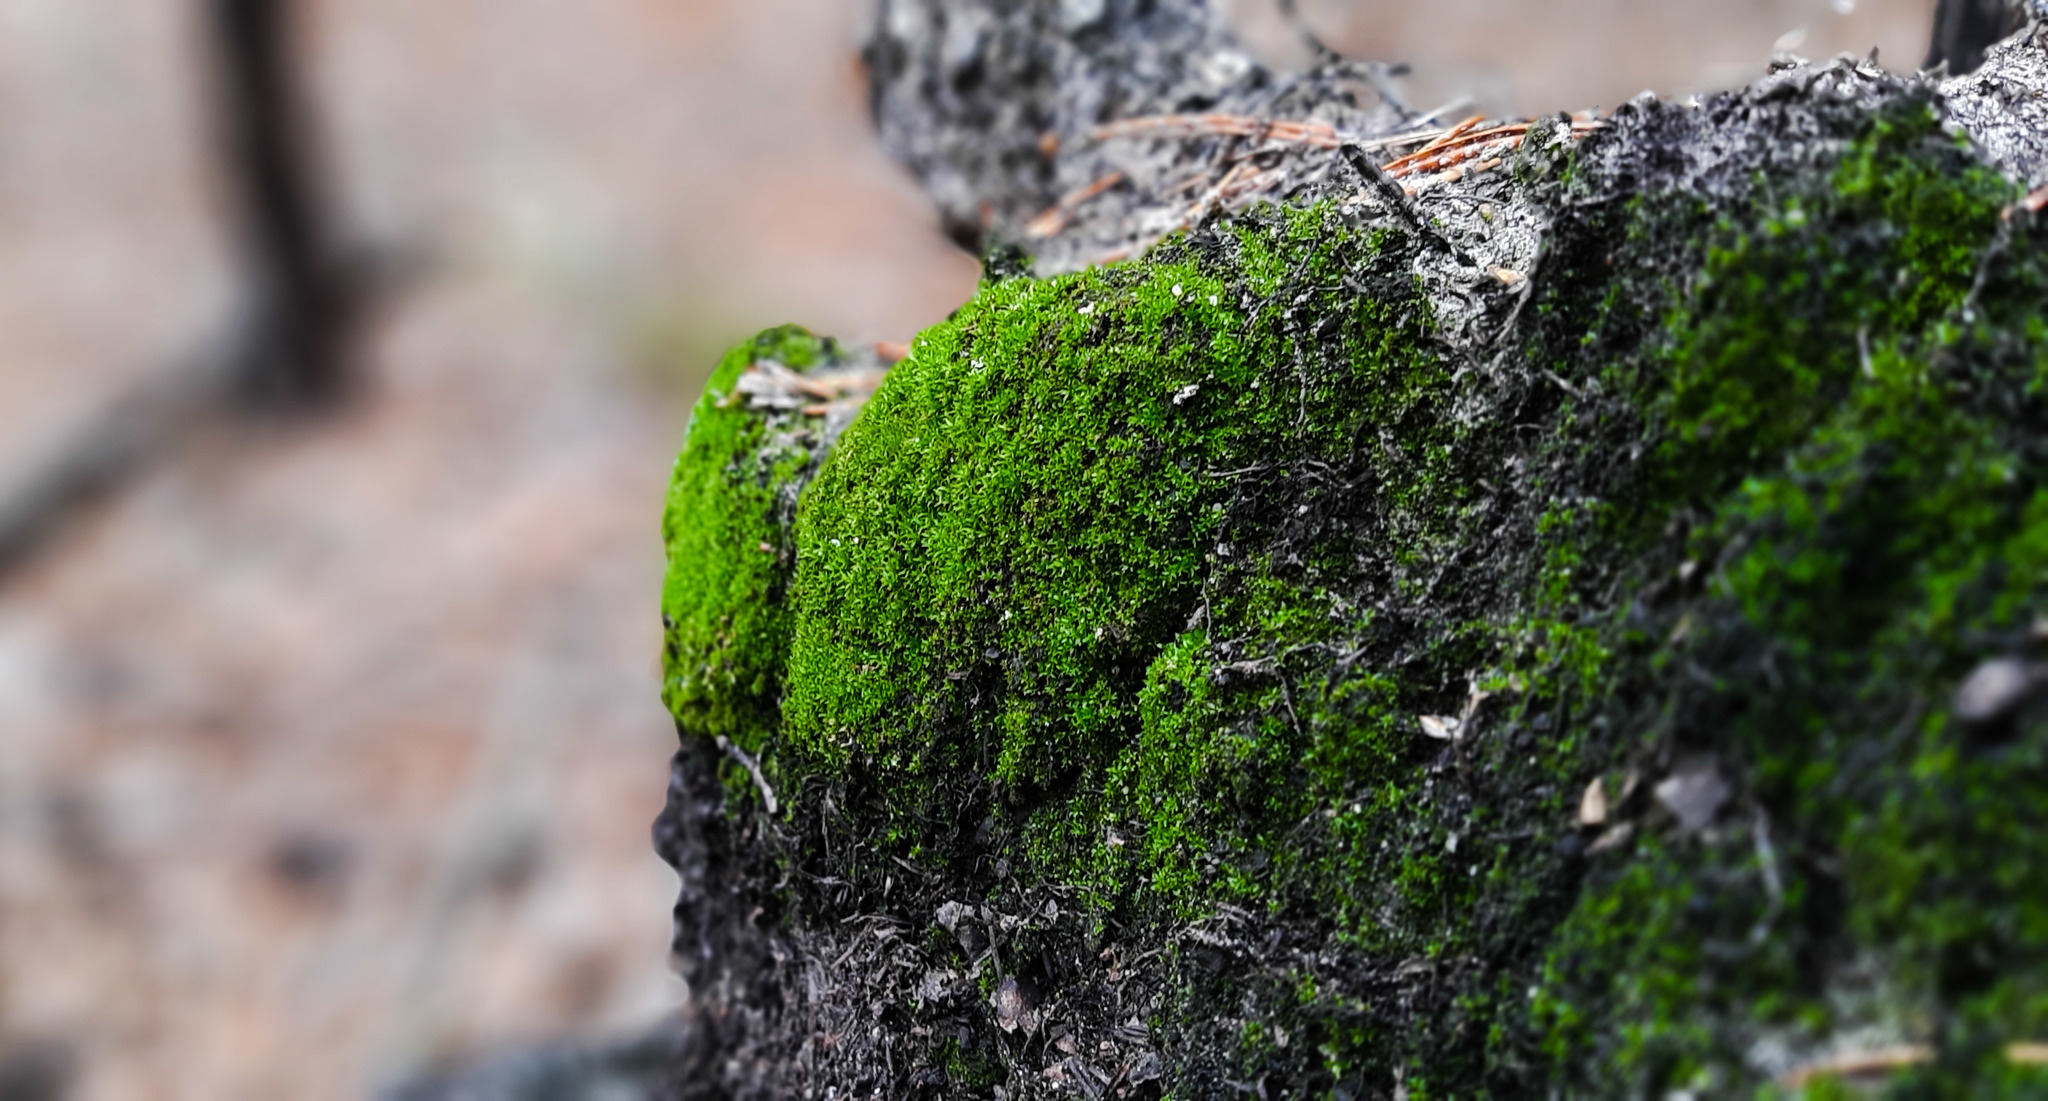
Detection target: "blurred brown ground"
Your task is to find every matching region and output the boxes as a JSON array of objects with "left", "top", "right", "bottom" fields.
[{"left": 0, "top": 1, "right": 1941, "bottom": 1097}]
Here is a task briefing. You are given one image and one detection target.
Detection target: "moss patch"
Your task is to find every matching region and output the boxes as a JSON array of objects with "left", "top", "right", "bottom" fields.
[{"left": 661, "top": 324, "right": 847, "bottom": 757}]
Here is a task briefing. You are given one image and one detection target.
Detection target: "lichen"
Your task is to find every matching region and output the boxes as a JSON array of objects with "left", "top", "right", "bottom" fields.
[{"left": 658, "top": 86, "right": 2048, "bottom": 1098}]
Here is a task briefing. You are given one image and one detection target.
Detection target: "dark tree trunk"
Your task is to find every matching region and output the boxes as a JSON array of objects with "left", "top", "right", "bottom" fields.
[
  {"left": 0, "top": 0, "right": 361, "bottom": 579},
  {"left": 207, "top": 0, "right": 355, "bottom": 411},
  {"left": 1927, "top": 0, "right": 2029, "bottom": 74}
]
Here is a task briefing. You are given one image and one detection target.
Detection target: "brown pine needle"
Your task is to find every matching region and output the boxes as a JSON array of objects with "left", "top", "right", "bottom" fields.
[
  {"left": 1400, "top": 113, "right": 1486, "bottom": 163},
  {"left": 1778, "top": 1041, "right": 2048, "bottom": 1087},
  {"left": 1026, "top": 170, "right": 1127, "bottom": 238},
  {"left": 2010, "top": 1041, "right": 2048, "bottom": 1064},
  {"left": 1089, "top": 113, "right": 1343, "bottom": 148},
  {"left": 1779, "top": 1045, "right": 1934, "bottom": 1087}
]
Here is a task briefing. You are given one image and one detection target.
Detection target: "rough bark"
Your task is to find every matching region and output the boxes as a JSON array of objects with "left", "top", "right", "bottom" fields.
[
  {"left": 1928, "top": 0, "right": 2033, "bottom": 75},
  {"left": 866, "top": 0, "right": 1407, "bottom": 269},
  {"left": 654, "top": 7, "right": 2048, "bottom": 1097}
]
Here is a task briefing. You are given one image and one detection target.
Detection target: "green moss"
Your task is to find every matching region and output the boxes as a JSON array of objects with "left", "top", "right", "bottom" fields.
[
  {"left": 783, "top": 204, "right": 1441, "bottom": 830},
  {"left": 660, "top": 324, "right": 841, "bottom": 757},
  {"left": 1528, "top": 99, "right": 2046, "bottom": 1093},
  {"left": 659, "top": 89, "right": 2048, "bottom": 1096}
]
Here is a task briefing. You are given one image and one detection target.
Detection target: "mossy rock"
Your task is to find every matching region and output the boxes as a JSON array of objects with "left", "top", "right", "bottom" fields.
[{"left": 657, "top": 69, "right": 2048, "bottom": 1098}]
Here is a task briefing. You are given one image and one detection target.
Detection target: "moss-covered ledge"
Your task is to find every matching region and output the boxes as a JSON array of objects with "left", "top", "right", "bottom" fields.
[{"left": 656, "top": 60, "right": 2048, "bottom": 1099}]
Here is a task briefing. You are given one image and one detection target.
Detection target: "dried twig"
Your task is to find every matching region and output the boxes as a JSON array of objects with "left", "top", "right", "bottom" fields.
[
  {"left": 1385, "top": 119, "right": 1604, "bottom": 180},
  {"left": 1089, "top": 113, "right": 1453, "bottom": 154},
  {"left": 1340, "top": 143, "right": 1467, "bottom": 263},
  {"left": 1026, "top": 170, "right": 1128, "bottom": 238},
  {"left": 1777, "top": 1045, "right": 1934, "bottom": 1087},
  {"left": 1051, "top": 108, "right": 1602, "bottom": 270},
  {"left": 715, "top": 735, "right": 780, "bottom": 815}
]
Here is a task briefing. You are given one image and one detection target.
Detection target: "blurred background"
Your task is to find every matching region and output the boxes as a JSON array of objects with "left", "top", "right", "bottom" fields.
[{"left": 0, "top": 0, "right": 1944, "bottom": 1097}]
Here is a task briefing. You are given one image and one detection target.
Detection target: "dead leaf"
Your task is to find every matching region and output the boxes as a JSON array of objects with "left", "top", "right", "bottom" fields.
[
  {"left": 991, "top": 975, "right": 1040, "bottom": 1034},
  {"left": 935, "top": 900, "right": 979, "bottom": 953},
  {"left": 1578, "top": 777, "right": 1608, "bottom": 827},
  {"left": 1653, "top": 756, "right": 1728, "bottom": 834},
  {"left": 1126, "top": 1052, "right": 1162, "bottom": 1083},
  {"left": 918, "top": 969, "right": 957, "bottom": 1003},
  {"left": 1459, "top": 683, "right": 1495, "bottom": 723},
  {"left": 1952, "top": 657, "right": 2039, "bottom": 724},
  {"left": 1778, "top": 1044, "right": 1932, "bottom": 1087},
  {"left": 1418, "top": 714, "right": 1460, "bottom": 741},
  {"left": 1586, "top": 822, "right": 1635, "bottom": 854}
]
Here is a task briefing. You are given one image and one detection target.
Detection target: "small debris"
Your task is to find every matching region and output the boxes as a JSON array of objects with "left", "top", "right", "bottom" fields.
[
  {"left": 1577, "top": 776, "right": 1608, "bottom": 828},
  {"left": 714, "top": 735, "right": 778, "bottom": 815},
  {"left": 1025, "top": 170, "right": 1126, "bottom": 239},
  {"left": 991, "top": 975, "right": 1041, "bottom": 1033},
  {"left": 918, "top": 969, "right": 957, "bottom": 1003},
  {"left": 1126, "top": 1052, "right": 1162, "bottom": 1083},
  {"left": 1091, "top": 112, "right": 1346, "bottom": 148},
  {"left": 1653, "top": 756, "right": 1728, "bottom": 834},
  {"left": 1460, "top": 682, "right": 1497, "bottom": 721},
  {"left": 734, "top": 359, "right": 887, "bottom": 416},
  {"left": 1952, "top": 656, "right": 2039, "bottom": 724},
  {"left": 1617, "top": 768, "right": 1641, "bottom": 805},
  {"left": 935, "top": 900, "right": 979, "bottom": 952},
  {"left": 1586, "top": 822, "right": 1635, "bottom": 854},
  {"left": 1777, "top": 1043, "right": 1931, "bottom": 1088},
  {"left": 266, "top": 831, "right": 354, "bottom": 899}
]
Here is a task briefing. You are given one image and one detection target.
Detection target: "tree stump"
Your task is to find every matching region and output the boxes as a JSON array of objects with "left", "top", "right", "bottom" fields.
[{"left": 655, "top": 5, "right": 2048, "bottom": 1095}]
